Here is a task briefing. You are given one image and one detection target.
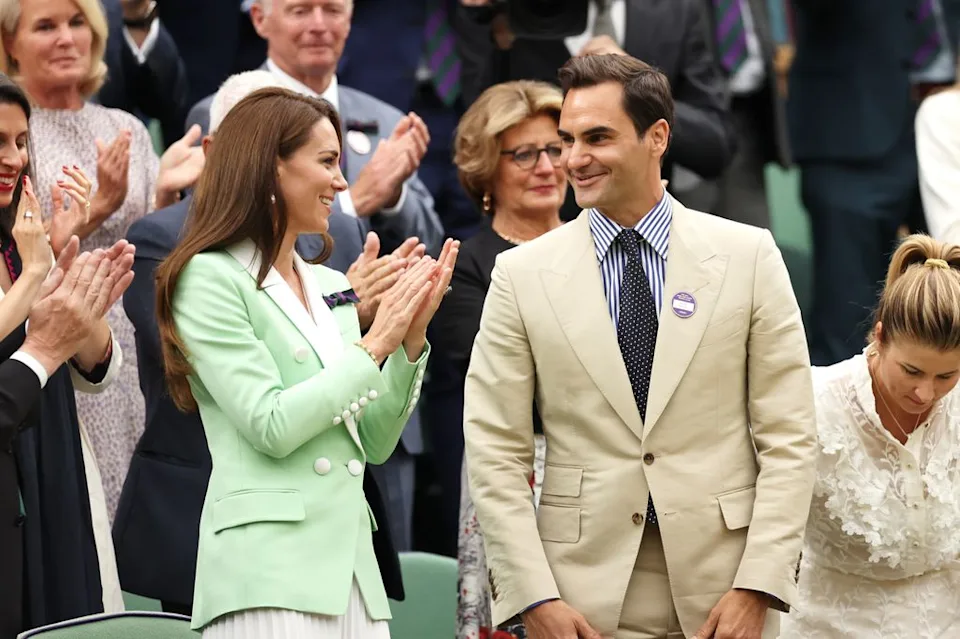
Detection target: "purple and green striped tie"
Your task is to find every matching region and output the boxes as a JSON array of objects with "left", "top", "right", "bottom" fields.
[
  {"left": 713, "top": 0, "right": 749, "bottom": 75},
  {"left": 912, "top": 0, "right": 944, "bottom": 70},
  {"left": 424, "top": 0, "right": 461, "bottom": 106}
]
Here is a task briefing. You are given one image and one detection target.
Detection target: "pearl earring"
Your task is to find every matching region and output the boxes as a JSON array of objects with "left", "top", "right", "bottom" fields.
[{"left": 482, "top": 192, "right": 492, "bottom": 213}]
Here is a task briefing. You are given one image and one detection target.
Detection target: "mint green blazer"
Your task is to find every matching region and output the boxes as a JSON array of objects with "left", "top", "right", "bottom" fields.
[{"left": 171, "top": 240, "right": 428, "bottom": 630}]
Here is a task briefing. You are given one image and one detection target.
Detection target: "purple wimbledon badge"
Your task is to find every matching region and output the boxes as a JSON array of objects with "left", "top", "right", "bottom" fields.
[{"left": 671, "top": 292, "right": 697, "bottom": 318}]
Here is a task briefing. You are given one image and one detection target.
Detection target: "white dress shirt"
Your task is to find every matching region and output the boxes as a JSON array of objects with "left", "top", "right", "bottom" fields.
[
  {"left": 915, "top": 89, "right": 960, "bottom": 241},
  {"left": 265, "top": 58, "right": 407, "bottom": 217}
]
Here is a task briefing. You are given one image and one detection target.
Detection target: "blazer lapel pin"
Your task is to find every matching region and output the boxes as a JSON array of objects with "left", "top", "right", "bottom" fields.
[{"left": 345, "top": 119, "right": 379, "bottom": 156}]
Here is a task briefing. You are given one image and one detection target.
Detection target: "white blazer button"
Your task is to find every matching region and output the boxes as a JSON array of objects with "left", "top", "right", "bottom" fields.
[
  {"left": 341, "top": 409, "right": 351, "bottom": 420},
  {"left": 368, "top": 390, "right": 378, "bottom": 400},
  {"left": 350, "top": 402, "right": 360, "bottom": 412},
  {"left": 347, "top": 459, "right": 363, "bottom": 476},
  {"left": 333, "top": 416, "right": 342, "bottom": 425},
  {"left": 294, "top": 346, "right": 309, "bottom": 363},
  {"left": 314, "top": 457, "right": 332, "bottom": 475},
  {"left": 358, "top": 397, "right": 369, "bottom": 407}
]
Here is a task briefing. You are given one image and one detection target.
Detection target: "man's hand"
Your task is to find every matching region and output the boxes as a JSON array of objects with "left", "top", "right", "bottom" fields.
[
  {"left": 350, "top": 114, "right": 430, "bottom": 217},
  {"left": 578, "top": 35, "right": 627, "bottom": 57},
  {"left": 155, "top": 125, "right": 205, "bottom": 208},
  {"left": 346, "top": 233, "right": 426, "bottom": 330},
  {"left": 692, "top": 589, "right": 770, "bottom": 639},
  {"left": 522, "top": 600, "right": 602, "bottom": 639}
]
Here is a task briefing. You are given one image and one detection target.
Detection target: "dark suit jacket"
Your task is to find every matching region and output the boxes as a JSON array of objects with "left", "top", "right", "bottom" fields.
[
  {"left": 459, "top": 0, "right": 735, "bottom": 180},
  {"left": 0, "top": 351, "right": 42, "bottom": 639},
  {"left": 113, "top": 196, "right": 405, "bottom": 606},
  {"left": 703, "top": 0, "right": 792, "bottom": 167},
  {"left": 787, "top": 0, "right": 955, "bottom": 163},
  {"left": 155, "top": 0, "right": 266, "bottom": 108},
  {"left": 98, "top": 0, "right": 190, "bottom": 149}
]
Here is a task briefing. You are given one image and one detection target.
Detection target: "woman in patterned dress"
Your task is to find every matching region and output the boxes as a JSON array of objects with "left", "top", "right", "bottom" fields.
[
  {"left": 430, "top": 80, "right": 567, "bottom": 639},
  {"left": 780, "top": 235, "right": 960, "bottom": 638},
  {"left": 0, "top": 0, "right": 203, "bottom": 520}
]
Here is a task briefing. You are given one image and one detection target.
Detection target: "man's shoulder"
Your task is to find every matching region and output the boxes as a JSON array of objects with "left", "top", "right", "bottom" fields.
[
  {"left": 677, "top": 205, "right": 770, "bottom": 256},
  {"left": 127, "top": 199, "right": 191, "bottom": 257},
  {"left": 338, "top": 84, "right": 404, "bottom": 126}
]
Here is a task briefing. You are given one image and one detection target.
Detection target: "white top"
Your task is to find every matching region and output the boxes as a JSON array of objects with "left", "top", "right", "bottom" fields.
[
  {"left": 780, "top": 352, "right": 960, "bottom": 637},
  {"left": 916, "top": 89, "right": 960, "bottom": 242}
]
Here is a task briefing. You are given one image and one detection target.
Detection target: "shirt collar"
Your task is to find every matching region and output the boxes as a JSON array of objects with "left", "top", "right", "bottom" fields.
[
  {"left": 266, "top": 58, "right": 339, "bottom": 110},
  {"left": 588, "top": 193, "right": 672, "bottom": 263}
]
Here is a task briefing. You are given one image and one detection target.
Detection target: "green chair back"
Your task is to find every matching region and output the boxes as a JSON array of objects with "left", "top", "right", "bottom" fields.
[
  {"left": 18, "top": 612, "right": 199, "bottom": 639},
  {"left": 389, "top": 551, "right": 458, "bottom": 639}
]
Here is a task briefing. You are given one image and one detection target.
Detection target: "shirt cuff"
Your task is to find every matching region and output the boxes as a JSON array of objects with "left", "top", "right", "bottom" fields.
[
  {"left": 122, "top": 18, "right": 161, "bottom": 65},
  {"left": 10, "top": 351, "right": 49, "bottom": 389},
  {"left": 381, "top": 183, "right": 408, "bottom": 215}
]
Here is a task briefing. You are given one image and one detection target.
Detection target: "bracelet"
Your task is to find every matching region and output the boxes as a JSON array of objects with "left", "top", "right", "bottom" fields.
[{"left": 355, "top": 341, "right": 380, "bottom": 366}]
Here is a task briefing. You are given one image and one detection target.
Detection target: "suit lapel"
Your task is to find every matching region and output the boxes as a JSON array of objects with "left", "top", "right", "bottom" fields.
[
  {"left": 542, "top": 214, "right": 644, "bottom": 440},
  {"left": 642, "top": 203, "right": 726, "bottom": 438}
]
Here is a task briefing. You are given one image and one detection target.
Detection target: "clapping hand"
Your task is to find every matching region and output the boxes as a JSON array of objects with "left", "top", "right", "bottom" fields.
[
  {"left": 13, "top": 176, "right": 53, "bottom": 277},
  {"left": 346, "top": 233, "right": 426, "bottom": 330},
  {"left": 47, "top": 165, "right": 94, "bottom": 257},
  {"left": 404, "top": 237, "right": 459, "bottom": 345},
  {"left": 155, "top": 124, "right": 205, "bottom": 208},
  {"left": 91, "top": 129, "right": 131, "bottom": 221},
  {"left": 351, "top": 114, "right": 430, "bottom": 216}
]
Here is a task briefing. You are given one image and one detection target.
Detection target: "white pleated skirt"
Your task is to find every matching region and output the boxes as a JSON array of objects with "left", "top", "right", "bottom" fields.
[{"left": 201, "top": 580, "right": 390, "bottom": 639}]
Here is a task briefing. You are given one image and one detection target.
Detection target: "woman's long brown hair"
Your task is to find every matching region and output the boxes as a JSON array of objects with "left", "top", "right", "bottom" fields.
[{"left": 156, "top": 87, "right": 343, "bottom": 412}]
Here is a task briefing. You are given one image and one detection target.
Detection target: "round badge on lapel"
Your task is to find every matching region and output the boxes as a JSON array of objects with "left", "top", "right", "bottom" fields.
[
  {"left": 346, "top": 130, "right": 372, "bottom": 155},
  {"left": 671, "top": 292, "right": 697, "bottom": 318}
]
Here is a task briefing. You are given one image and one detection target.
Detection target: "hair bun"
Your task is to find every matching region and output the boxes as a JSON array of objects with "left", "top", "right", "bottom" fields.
[{"left": 925, "top": 258, "right": 950, "bottom": 269}]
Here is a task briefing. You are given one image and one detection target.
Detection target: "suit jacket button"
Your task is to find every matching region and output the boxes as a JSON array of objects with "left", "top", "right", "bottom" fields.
[
  {"left": 341, "top": 409, "right": 352, "bottom": 421},
  {"left": 632, "top": 512, "right": 642, "bottom": 525},
  {"left": 643, "top": 453, "right": 655, "bottom": 465},
  {"left": 347, "top": 459, "right": 363, "bottom": 476},
  {"left": 350, "top": 402, "right": 360, "bottom": 412},
  {"left": 294, "top": 346, "right": 309, "bottom": 363},
  {"left": 368, "top": 390, "right": 378, "bottom": 400},
  {"left": 333, "top": 415, "right": 342, "bottom": 425},
  {"left": 314, "top": 457, "right": 332, "bottom": 475}
]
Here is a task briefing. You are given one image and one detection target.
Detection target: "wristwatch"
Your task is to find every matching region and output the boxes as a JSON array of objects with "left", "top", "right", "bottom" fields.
[{"left": 123, "top": 0, "right": 158, "bottom": 29}]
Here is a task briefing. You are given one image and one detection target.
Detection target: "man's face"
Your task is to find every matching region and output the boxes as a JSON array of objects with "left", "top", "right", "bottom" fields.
[
  {"left": 253, "top": 0, "right": 351, "bottom": 80},
  {"left": 558, "top": 82, "right": 665, "bottom": 214}
]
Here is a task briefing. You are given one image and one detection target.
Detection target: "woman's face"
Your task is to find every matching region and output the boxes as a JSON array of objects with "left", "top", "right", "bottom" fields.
[
  {"left": 276, "top": 117, "right": 348, "bottom": 236},
  {"left": 491, "top": 113, "right": 566, "bottom": 218},
  {"left": 7, "top": 0, "right": 94, "bottom": 93},
  {"left": 0, "top": 102, "right": 29, "bottom": 209},
  {"left": 873, "top": 329, "right": 960, "bottom": 416}
]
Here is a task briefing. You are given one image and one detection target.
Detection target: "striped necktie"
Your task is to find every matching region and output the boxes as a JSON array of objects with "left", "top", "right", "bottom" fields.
[
  {"left": 912, "top": 0, "right": 944, "bottom": 70},
  {"left": 713, "top": 0, "right": 749, "bottom": 75},
  {"left": 424, "top": 0, "right": 461, "bottom": 106}
]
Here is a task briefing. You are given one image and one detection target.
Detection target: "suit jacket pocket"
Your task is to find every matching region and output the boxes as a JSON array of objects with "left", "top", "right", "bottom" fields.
[
  {"left": 699, "top": 309, "right": 745, "bottom": 348},
  {"left": 212, "top": 489, "right": 305, "bottom": 533},
  {"left": 537, "top": 504, "right": 581, "bottom": 543},
  {"left": 541, "top": 465, "right": 583, "bottom": 498},
  {"left": 716, "top": 485, "right": 756, "bottom": 530}
]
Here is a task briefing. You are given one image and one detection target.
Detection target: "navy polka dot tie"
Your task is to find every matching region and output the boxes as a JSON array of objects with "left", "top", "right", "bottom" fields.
[{"left": 616, "top": 229, "right": 660, "bottom": 526}]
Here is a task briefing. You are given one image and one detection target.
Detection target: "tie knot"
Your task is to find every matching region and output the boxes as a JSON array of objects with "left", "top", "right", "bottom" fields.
[{"left": 618, "top": 229, "right": 642, "bottom": 262}]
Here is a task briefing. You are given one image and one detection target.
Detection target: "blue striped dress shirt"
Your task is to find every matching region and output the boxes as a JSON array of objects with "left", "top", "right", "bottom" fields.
[{"left": 588, "top": 194, "right": 673, "bottom": 325}]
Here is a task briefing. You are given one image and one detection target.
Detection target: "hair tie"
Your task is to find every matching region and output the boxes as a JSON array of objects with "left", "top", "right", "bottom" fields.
[{"left": 925, "top": 258, "right": 950, "bottom": 269}]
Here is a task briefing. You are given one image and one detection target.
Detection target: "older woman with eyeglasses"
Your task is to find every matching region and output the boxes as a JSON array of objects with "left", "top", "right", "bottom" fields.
[{"left": 430, "top": 80, "right": 565, "bottom": 639}]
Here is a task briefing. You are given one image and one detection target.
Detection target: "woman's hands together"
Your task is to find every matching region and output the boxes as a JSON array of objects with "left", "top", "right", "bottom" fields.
[{"left": 359, "top": 238, "right": 460, "bottom": 363}]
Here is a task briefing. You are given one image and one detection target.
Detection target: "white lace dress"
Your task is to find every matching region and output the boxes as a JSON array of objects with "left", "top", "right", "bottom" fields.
[{"left": 779, "top": 353, "right": 960, "bottom": 638}]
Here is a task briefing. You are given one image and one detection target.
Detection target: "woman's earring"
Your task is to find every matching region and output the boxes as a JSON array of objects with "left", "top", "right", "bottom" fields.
[
  {"left": 270, "top": 194, "right": 276, "bottom": 205},
  {"left": 482, "top": 192, "right": 492, "bottom": 213}
]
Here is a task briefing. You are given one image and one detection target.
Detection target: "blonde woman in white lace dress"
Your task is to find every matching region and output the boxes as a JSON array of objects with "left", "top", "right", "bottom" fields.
[{"left": 780, "top": 234, "right": 960, "bottom": 638}]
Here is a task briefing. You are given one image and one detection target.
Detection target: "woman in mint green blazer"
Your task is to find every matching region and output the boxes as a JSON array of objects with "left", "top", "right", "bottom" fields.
[{"left": 154, "top": 88, "right": 458, "bottom": 639}]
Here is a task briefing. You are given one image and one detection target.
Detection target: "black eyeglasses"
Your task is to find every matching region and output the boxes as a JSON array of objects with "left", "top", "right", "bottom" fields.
[{"left": 500, "top": 143, "right": 563, "bottom": 170}]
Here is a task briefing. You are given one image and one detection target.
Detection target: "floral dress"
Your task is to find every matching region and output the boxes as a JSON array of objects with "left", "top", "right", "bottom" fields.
[
  {"left": 779, "top": 351, "right": 960, "bottom": 638},
  {"left": 458, "top": 435, "right": 547, "bottom": 639}
]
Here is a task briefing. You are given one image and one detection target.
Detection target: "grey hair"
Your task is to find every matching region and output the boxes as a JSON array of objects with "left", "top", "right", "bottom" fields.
[{"left": 209, "top": 70, "right": 286, "bottom": 134}]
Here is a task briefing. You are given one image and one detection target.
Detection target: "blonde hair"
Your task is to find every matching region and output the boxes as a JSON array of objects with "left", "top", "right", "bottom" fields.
[
  {"left": 0, "top": 0, "right": 109, "bottom": 99},
  {"left": 872, "top": 234, "right": 960, "bottom": 351},
  {"left": 454, "top": 80, "right": 562, "bottom": 212}
]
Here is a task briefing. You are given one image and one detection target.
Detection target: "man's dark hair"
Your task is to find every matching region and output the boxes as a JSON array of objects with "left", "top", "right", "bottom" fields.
[{"left": 558, "top": 54, "right": 674, "bottom": 145}]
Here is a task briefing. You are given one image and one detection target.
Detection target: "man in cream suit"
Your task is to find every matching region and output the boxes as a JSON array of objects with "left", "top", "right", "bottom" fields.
[{"left": 464, "top": 54, "right": 817, "bottom": 639}]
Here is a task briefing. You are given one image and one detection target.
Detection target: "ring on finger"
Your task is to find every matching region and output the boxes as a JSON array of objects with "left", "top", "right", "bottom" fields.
[{"left": 24, "top": 210, "right": 34, "bottom": 219}]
